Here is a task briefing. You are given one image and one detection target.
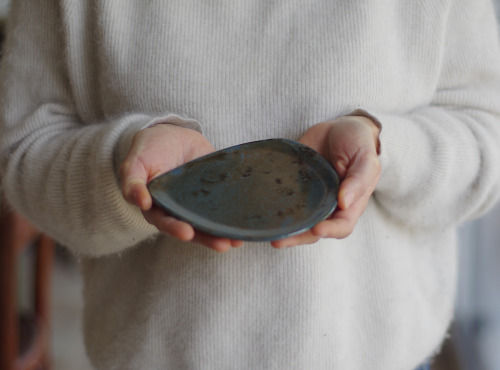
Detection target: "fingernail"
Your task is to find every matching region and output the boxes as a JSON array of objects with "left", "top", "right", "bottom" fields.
[
  {"left": 343, "top": 191, "right": 354, "bottom": 208},
  {"left": 133, "top": 191, "right": 145, "bottom": 208}
]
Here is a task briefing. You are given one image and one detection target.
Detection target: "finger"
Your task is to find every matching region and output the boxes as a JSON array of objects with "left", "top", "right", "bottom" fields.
[
  {"left": 230, "top": 239, "right": 245, "bottom": 248},
  {"left": 120, "top": 156, "right": 152, "bottom": 209},
  {"left": 127, "top": 180, "right": 153, "bottom": 210},
  {"left": 159, "top": 218, "right": 196, "bottom": 241},
  {"left": 143, "top": 208, "right": 195, "bottom": 241},
  {"left": 311, "top": 216, "right": 355, "bottom": 240},
  {"left": 143, "top": 207, "right": 242, "bottom": 251},
  {"left": 270, "top": 231, "right": 320, "bottom": 248},
  {"left": 191, "top": 231, "right": 233, "bottom": 253},
  {"left": 190, "top": 230, "right": 243, "bottom": 250},
  {"left": 192, "top": 229, "right": 243, "bottom": 251},
  {"left": 338, "top": 152, "right": 380, "bottom": 210},
  {"left": 312, "top": 191, "right": 371, "bottom": 238}
]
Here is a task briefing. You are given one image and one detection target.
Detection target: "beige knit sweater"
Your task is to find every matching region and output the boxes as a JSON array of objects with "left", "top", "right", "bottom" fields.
[{"left": 2, "top": 0, "right": 500, "bottom": 369}]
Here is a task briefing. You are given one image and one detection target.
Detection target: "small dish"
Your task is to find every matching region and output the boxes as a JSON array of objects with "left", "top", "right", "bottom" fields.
[{"left": 147, "top": 138, "right": 339, "bottom": 241}]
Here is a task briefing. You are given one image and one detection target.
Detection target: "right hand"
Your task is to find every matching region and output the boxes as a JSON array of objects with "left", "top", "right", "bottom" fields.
[
  {"left": 271, "top": 115, "right": 381, "bottom": 248},
  {"left": 120, "top": 124, "right": 243, "bottom": 252}
]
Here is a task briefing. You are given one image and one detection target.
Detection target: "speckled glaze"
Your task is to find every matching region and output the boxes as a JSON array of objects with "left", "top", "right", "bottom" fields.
[{"left": 147, "top": 139, "right": 339, "bottom": 241}]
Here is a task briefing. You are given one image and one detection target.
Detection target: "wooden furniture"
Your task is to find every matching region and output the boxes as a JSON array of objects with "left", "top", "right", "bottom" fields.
[{"left": 0, "top": 201, "right": 54, "bottom": 370}]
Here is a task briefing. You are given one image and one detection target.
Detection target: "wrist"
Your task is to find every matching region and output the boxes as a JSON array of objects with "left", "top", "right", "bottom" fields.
[{"left": 347, "top": 110, "right": 382, "bottom": 155}]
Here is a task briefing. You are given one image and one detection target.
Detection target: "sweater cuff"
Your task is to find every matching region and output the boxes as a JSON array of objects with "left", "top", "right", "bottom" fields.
[
  {"left": 357, "top": 111, "right": 431, "bottom": 195},
  {"left": 146, "top": 114, "right": 202, "bottom": 132}
]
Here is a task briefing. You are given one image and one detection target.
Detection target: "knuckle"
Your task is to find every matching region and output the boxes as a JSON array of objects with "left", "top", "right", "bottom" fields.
[
  {"left": 338, "top": 220, "right": 357, "bottom": 239},
  {"left": 362, "top": 152, "right": 381, "bottom": 170}
]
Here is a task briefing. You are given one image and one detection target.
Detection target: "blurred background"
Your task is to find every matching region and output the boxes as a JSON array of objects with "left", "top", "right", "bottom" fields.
[{"left": 1, "top": 1, "right": 500, "bottom": 369}]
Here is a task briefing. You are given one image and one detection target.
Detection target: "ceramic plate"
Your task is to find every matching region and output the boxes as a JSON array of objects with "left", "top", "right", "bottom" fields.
[{"left": 147, "top": 139, "right": 339, "bottom": 241}]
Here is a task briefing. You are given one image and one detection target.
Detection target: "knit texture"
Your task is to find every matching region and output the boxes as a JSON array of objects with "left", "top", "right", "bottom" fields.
[{"left": 2, "top": 0, "right": 500, "bottom": 369}]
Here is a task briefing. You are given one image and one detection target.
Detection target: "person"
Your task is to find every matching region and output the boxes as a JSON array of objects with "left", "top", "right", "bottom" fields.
[{"left": 1, "top": 0, "right": 500, "bottom": 369}]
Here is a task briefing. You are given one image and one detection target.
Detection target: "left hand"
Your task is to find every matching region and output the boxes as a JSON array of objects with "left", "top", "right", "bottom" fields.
[
  {"left": 271, "top": 115, "right": 381, "bottom": 248},
  {"left": 120, "top": 123, "right": 244, "bottom": 252}
]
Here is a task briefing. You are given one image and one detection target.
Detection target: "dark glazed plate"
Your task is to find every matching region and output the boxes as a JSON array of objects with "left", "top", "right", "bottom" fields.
[{"left": 147, "top": 139, "right": 339, "bottom": 241}]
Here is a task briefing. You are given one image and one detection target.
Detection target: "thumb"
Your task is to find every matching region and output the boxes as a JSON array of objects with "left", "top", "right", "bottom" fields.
[
  {"left": 337, "top": 152, "right": 380, "bottom": 210},
  {"left": 120, "top": 158, "right": 153, "bottom": 211}
]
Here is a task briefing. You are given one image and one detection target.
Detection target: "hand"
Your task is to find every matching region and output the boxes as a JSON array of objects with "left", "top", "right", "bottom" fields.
[
  {"left": 271, "top": 115, "right": 381, "bottom": 248},
  {"left": 120, "top": 124, "right": 243, "bottom": 252}
]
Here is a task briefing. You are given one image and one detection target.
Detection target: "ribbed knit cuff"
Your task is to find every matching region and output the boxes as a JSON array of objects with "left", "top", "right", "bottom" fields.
[
  {"left": 145, "top": 114, "right": 203, "bottom": 132},
  {"left": 358, "top": 111, "right": 431, "bottom": 196}
]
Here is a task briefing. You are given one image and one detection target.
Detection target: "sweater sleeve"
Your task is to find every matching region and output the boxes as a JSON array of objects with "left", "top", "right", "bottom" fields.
[
  {"left": 0, "top": 0, "right": 200, "bottom": 257},
  {"left": 370, "top": 0, "right": 500, "bottom": 231}
]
